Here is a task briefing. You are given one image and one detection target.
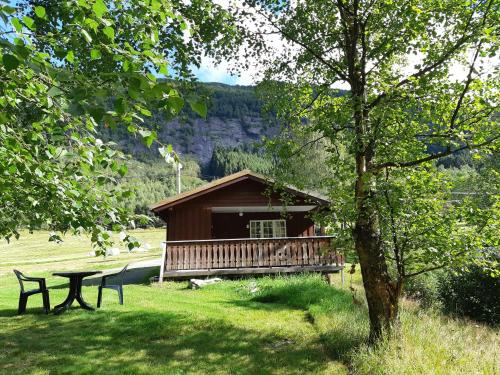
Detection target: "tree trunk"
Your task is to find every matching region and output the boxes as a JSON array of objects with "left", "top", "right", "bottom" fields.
[
  {"left": 353, "top": 168, "right": 402, "bottom": 341},
  {"left": 342, "top": 0, "right": 402, "bottom": 341}
]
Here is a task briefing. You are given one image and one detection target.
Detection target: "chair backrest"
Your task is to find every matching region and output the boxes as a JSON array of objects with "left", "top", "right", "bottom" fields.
[
  {"left": 105, "top": 264, "right": 129, "bottom": 286},
  {"left": 13, "top": 270, "right": 26, "bottom": 292},
  {"left": 119, "top": 264, "right": 129, "bottom": 279}
]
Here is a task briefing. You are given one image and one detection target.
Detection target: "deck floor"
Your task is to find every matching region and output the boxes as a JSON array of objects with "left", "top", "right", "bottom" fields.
[{"left": 161, "top": 265, "right": 344, "bottom": 279}]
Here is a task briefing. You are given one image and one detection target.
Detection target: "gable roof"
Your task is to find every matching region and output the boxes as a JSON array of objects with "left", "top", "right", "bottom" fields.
[{"left": 150, "top": 169, "right": 329, "bottom": 213}]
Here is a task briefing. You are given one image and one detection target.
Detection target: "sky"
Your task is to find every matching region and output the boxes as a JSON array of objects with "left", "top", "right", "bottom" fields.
[{"left": 191, "top": 59, "right": 254, "bottom": 86}]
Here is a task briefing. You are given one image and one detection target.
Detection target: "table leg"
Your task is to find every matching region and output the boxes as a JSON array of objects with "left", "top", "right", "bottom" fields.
[
  {"left": 53, "top": 277, "right": 77, "bottom": 314},
  {"left": 75, "top": 277, "right": 95, "bottom": 311}
]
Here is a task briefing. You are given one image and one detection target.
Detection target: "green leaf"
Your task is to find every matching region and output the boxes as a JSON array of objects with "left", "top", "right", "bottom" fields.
[
  {"left": 22, "top": 16, "right": 35, "bottom": 30},
  {"left": 90, "top": 49, "right": 101, "bottom": 60},
  {"left": 34, "top": 6, "right": 46, "bottom": 19},
  {"left": 2, "top": 54, "right": 19, "bottom": 71},
  {"left": 166, "top": 95, "right": 184, "bottom": 114},
  {"left": 145, "top": 131, "right": 157, "bottom": 147},
  {"left": 114, "top": 97, "right": 127, "bottom": 114},
  {"left": 81, "top": 29, "right": 92, "bottom": 43},
  {"left": 139, "top": 107, "right": 152, "bottom": 117},
  {"left": 138, "top": 129, "right": 156, "bottom": 147},
  {"left": 103, "top": 26, "right": 115, "bottom": 40},
  {"left": 188, "top": 99, "right": 207, "bottom": 118},
  {"left": 138, "top": 129, "right": 151, "bottom": 138},
  {"left": 66, "top": 50, "right": 75, "bottom": 63},
  {"left": 117, "top": 164, "right": 128, "bottom": 177},
  {"left": 92, "top": 0, "right": 108, "bottom": 18},
  {"left": 11, "top": 17, "right": 22, "bottom": 32},
  {"left": 128, "top": 87, "right": 139, "bottom": 99},
  {"left": 14, "top": 45, "right": 30, "bottom": 59},
  {"left": 159, "top": 63, "right": 168, "bottom": 76},
  {"left": 47, "top": 86, "right": 64, "bottom": 97},
  {"left": 8, "top": 165, "right": 17, "bottom": 174}
]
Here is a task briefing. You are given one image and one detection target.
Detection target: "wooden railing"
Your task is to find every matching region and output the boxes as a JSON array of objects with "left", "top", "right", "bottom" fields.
[{"left": 162, "top": 236, "right": 343, "bottom": 271}]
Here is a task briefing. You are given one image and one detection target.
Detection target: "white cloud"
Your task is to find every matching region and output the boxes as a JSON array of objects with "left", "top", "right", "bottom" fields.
[{"left": 193, "top": 56, "right": 255, "bottom": 85}]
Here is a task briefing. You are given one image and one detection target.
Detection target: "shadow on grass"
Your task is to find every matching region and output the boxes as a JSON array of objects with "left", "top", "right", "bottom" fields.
[
  {"left": 0, "top": 308, "right": 19, "bottom": 317},
  {"left": 0, "top": 309, "right": 333, "bottom": 375},
  {"left": 234, "top": 277, "right": 369, "bottom": 363}
]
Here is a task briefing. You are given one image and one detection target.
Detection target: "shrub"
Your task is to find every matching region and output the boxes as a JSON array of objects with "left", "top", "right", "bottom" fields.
[
  {"left": 437, "top": 252, "right": 500, "bottom": 325},
  {"left": 403, "top": 271, "right": 441, "bottom": 308}
]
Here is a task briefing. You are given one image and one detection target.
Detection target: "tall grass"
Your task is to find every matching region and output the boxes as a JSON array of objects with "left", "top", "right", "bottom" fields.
[
  {"left": 252, "top": 274, "right": 369, "bottom": 360},
  {"left": 352, "top": 304, "right": 499, "bottom": 375},
  {"left": 251, "top": 274, "right": 499, "bottom": 375}
]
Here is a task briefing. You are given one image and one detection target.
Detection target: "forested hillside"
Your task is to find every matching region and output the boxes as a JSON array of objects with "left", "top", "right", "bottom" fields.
[
  {"left": 102, "top": 82, "right": 492, "bottom": 224},
  {"left": 100, "top": 83, "right": 277, "bottom": 167},
  {"left": 102, "top": 83, "right": 279, "bottom": 221}
]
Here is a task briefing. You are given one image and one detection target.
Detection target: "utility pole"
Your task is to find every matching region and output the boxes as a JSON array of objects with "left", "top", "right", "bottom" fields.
[{"left": 176, "top": 162, "right": 183, "bottom": 194}]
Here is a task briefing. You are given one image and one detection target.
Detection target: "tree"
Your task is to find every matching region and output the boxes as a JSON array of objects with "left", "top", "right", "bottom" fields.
[
  {"left": 0, "top": 0, "right": 233, "bottom": 252},
  {"left": 232, "top": 0, "right": 499, "bottom": 339},
  {"left": 208, "top": 146, "right": 272, "bottom": 177}
]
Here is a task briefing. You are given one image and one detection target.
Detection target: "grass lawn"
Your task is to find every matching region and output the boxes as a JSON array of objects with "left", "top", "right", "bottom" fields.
[
  {"left": 0, "top": 230, "right": 498, "bottom": 374},
  {"left": 0, "top": 229, "right": 165, "bottom": 276}
]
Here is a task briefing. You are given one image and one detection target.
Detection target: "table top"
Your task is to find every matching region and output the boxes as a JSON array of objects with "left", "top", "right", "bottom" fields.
[{"left": 53, "top": 271, "right": 102, "bottom": 277}]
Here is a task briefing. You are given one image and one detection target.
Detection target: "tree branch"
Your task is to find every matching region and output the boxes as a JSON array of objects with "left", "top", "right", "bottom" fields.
[
  {"left": 288, "top": 135, "right": 327, "bottom": 158},
  {"left": 403, "top": 264, "right": 446, "bottom": 279},
  {"left": 367, "top": 7, "right": 479, "bottom": 110},
  {"left": 254, "top": 7, "right": 349, "bottom": 82},
  {"left": 373, "top": 135, "right": 499, "bottom": 171}
]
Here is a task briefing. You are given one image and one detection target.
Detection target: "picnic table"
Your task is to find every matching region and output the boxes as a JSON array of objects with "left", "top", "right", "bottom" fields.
[{"left": 52, "top": 271, "right": 102, "bottom": 314}]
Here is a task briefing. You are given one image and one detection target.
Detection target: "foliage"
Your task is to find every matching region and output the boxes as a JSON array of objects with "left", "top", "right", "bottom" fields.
[
  {"left": 207, "top": 146, "right": 272, "bottom": 177},
  {"left": 230, "top": 0, "right": 499, "bottom": 338},
  {"left": 115, "top": 158, "right": 204, "bottom": 225},
  {"left": 0, "top": 0, "right": 233, "bottom": 252},
  {"left": 264, "top": 122, "right": 348, "bottom": 194},
  {"left": 207, "top": 83, "right": 262, "bottom": 119},
  {"left": 403, "top": 271, "right": 441, "bottom": 308},
  {"left": 437, "top": 249, "right": 500, "bottom": 325}
]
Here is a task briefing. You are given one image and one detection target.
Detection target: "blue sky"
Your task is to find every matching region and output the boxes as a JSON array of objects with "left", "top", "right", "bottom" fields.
[
  {"left": 190, "top": 59, "right": 255, "bottom": 86},
  {"left": 192, "top": 65, "right": 242, "bottom": 85}
]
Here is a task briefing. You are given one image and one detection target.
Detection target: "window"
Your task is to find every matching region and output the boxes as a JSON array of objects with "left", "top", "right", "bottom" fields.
[
  {"left": 250, "top": 221, "right": 261, "bottom": 238},
  {"left": 250, "top": 220, "right": 287, "bottom": 238}
]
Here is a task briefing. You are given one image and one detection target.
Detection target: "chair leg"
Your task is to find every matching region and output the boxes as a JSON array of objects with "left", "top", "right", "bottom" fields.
[
  {"left": 97, "top": 286, "right": 103, "bottom": 308},
  {"left": 18, "top": 293, "right": 27, "bottom": 315},
  {"left": 42, "top": 291, "right": 50, "bottom": 314},
  {"left": 118, "top": 287, "right": 123, "bottom": 305}
]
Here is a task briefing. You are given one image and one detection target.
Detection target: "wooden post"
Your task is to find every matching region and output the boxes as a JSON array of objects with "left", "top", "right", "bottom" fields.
[{"left": 159, "top": 242, "right": 167, "bottom": 284}]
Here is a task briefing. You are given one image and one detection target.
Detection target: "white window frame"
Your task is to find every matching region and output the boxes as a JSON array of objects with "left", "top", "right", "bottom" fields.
[{"left": 249, "top": 219, "right": 287, "bottom": 238}]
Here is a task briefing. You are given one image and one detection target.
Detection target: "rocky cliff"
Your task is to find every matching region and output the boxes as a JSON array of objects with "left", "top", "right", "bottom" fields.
[{"left": 108, "top": 83, "right": 278, "bottom": 166}]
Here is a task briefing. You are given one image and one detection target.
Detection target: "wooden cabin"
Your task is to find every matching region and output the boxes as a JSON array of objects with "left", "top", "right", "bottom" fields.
[{"left": 151, "top": 170, "right": 344, "bottom": 279}]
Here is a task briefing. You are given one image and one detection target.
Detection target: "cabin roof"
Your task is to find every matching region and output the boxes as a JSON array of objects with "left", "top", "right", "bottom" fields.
[{"left": 150, "top": 169, "right": 330, "bottom": 213}]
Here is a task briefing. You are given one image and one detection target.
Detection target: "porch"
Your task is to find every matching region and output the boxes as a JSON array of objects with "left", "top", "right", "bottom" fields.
[{"left": 159, "top": 236, "right": 344, "bottom": 279}]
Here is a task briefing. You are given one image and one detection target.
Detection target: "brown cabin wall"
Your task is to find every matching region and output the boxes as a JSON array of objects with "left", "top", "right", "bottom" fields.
[
  {"left": 165, "top": 203, "right": 212, "bottom": 241},
  {"left": 163, "top": 178, "right": 317, "bottom": 241}
]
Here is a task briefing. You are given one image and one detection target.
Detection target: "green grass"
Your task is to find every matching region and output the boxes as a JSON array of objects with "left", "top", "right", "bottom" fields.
[
  {"left": 0, "top": 231, "right": 498, "bottom": 374},
  {"left": 0, "top": 229, "right": 165, "bottom": 276}
]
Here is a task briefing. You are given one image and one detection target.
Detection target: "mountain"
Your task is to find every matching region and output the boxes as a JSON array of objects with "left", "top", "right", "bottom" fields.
[{"left": 101, "top": 83, "right": 278, "bottom": 166}]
